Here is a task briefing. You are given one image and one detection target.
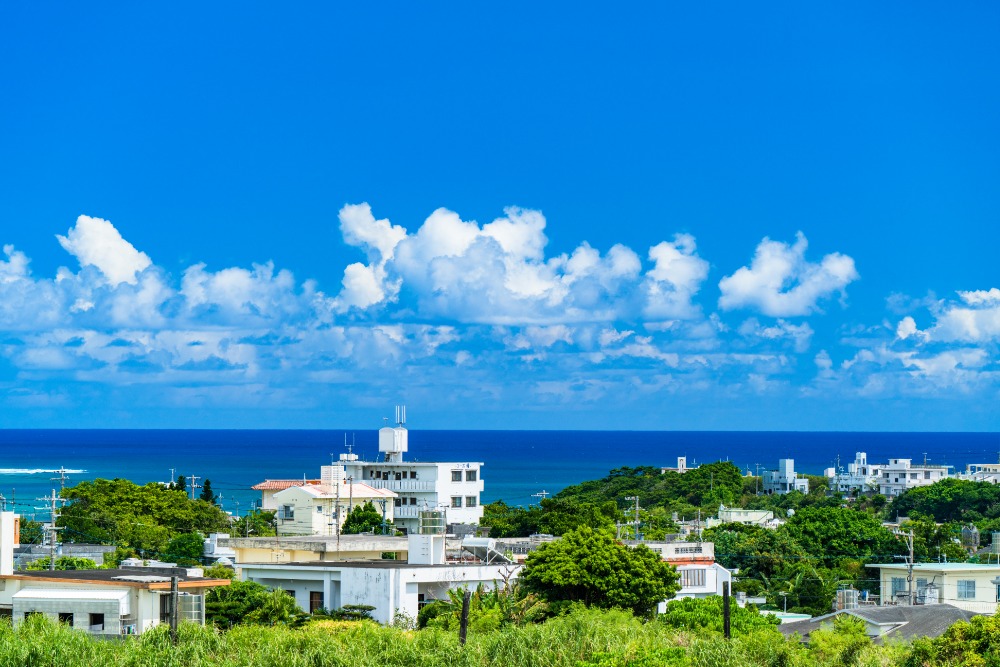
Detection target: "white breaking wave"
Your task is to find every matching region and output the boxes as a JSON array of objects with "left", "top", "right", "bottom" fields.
[{"left": 0, "top": 468, "right": 86, "bottom": 475}]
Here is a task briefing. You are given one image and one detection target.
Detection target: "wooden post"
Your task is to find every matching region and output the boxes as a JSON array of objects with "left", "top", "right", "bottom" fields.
[
  {"left": 459, "top": 589, "right": 472, "bottom": 645},
  {"left": 723, "top": 580, "right": 731, "bottom": 640},
  {"left": 170, "top": 576, "right": 179, "bottom": 644}
]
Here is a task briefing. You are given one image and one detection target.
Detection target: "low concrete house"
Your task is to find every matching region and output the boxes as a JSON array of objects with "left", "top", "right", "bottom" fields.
[
  {"left": 271, "top": 479, "right": 396, "bottom": 537},
  {"left": 780, "top": 604, "right": 980, "bottom": 643},
  {"left": 869, "top": 562, "right": 1000, "bottom": 614}
]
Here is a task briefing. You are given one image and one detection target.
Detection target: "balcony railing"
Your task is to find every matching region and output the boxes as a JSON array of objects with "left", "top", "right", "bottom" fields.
[{"left": 365, "top": 480, "right": 436, "bottom": 492}]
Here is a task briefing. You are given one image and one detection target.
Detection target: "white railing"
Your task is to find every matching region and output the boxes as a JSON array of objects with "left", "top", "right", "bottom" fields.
[{"left": 365, "top": 480, "right": 436, "bottom": 492}]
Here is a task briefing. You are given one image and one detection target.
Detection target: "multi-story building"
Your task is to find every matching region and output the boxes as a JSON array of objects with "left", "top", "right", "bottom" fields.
[
  {"left": 762, "top": 459, "right": 809, "bottom": 495},
  {"left": 824, "top": 452, "right": 883, "bottom": 495},
  {"left": 339, "top": 407, "right": 485, "bottom": 533},
  {"left": 877, "top": 459, "right": 951, "bottom": 498}
]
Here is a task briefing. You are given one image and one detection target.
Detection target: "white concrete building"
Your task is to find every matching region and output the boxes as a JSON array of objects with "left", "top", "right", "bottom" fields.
[
  {"left": 0, "top": 512, "right": 229, "bottom": 635},
  {"left": 956, "top": 463, "right": 1000, "bottom": 485},
  {"left": 635, "top": 539, "right": 732, "bottom": 613},
  {"left": 763, "top": 459, "right": 809, "bottom": 495},
  {"left": 339, "top": 407, "right": 484, "bottom": 532},
  {"left": 824, "top": 452, "right": 883, "bottom": 495},
  {"left": 869, "top": 562, "right": 1000, "bottom": 615},
  {"left": 711, "top": 505, "right": 775, "bottom": 527},
  {"left": 877, "top": 459, "right": 951, "bottom": 498},
  {"left": 239, "top": 513, "right": 517, "bottom": 623}
]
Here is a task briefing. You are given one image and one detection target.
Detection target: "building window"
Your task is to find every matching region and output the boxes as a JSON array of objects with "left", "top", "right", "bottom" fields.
[
  {"left": 409, "top": 497, "right": 417, "bottom": 505},
  {"left": 451, "top": 496, "right": 462, "bottom": 508},
  {"left": 89, "top": 613, "right": 104, "bottom": 631},
  {"left": 891, "top": 577, "right": 907, "bottom": 598},
  {"left": 279, "top": 505, "right": 294, "bottom": 520},
  {"left": 466, "top": 470, "right": 477, "bottom": 482},
  {"left": 394, "top": 498, "right": 401, "bottom": 507},
  {"left": 466, "top": 496, "right": 477, "bottom": 508},
  {"left": 451, "top": 471, "right": 462, "bottom": 482},
  {"left": 958, "top": 580, "right": 976, "bottom": 600},
  {"left": 925, "top": 471, "right": 931, "bottom": 479},
  {"left": 58, "top": 612, "right": 73, "bottom": 626},
  {"left": 316, "top": 505, "right": 323, "bottom": 513},
  {"left": 680, "top": 569, "right": 706, "bottom": 588},
  {"left": 309, "top": 591, "right": 324, "bottom": 613}
]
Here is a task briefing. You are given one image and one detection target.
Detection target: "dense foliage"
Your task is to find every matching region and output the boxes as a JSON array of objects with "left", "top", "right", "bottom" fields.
[
  {"left": 0, "top": 606, "right": 928, "bottom": 667},
  {"left": 24, "top": 556, "right": 97, "bottom": 571},
  {"left": 342, "top": 501, "right": 387, "bottom": 534},
  {"left": 521, "top": 525, "right": 679, "bottom": 616},
  {"left": 58, "top": 478, "right": 231, "bottom": 560},
  {"left": 659, "top": 597, "right": 780, "bottom": 637}
]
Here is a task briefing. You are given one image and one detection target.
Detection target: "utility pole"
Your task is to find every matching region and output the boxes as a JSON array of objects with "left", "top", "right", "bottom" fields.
[
  {"left": 36, "top": 490, "right": 66, "bottom": 572},
  {"left": 755, "top": 463, "right": 761, "bottom": 495},
  {"left": 908, "top": 529, "right": 916, "bottom": 606},
  {"left": 531, "top": 490, "right": 549, "bottom": 505},
  {"left": 189, "top": 475, "right": 201, "bottom": 501},
  {"left": 51, "top": 467, "right": 70, "bottom": 492},
  {"left": 348, "top": 476, "right": 354, "bottom": 512},
  {"left": 335, "top": 480, "right": 342, "bottom": 552}
]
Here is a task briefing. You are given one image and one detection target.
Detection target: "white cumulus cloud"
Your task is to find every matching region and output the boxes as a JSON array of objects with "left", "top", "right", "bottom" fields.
[
  {"left": 57, "top": 215, "right": 152, "bottom": 286},
  {"left": 718, "top": 232, "right": 858, "bottom": 317}
]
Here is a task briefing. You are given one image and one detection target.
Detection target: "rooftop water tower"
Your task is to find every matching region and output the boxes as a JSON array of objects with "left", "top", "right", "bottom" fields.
[{"left": 379, "top": 405, "right": 409, "bottom": 463}]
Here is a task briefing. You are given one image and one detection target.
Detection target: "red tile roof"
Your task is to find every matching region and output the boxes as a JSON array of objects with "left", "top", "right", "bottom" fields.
[{"left": 252, "top": 479, "right": 321, "bottom": 491}]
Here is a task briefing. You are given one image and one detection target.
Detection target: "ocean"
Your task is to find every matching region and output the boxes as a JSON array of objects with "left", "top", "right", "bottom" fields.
[{"left": 1, "top": 430, "right": 997, "bottom": 523}]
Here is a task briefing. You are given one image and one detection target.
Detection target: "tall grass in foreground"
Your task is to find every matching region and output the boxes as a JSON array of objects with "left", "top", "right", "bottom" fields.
[{"left": 0, "top": 610, "right": 913, "bottom": 667}]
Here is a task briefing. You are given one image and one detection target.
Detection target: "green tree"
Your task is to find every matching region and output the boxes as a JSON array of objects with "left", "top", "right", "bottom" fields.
[
  {"left": 163, "top": 531, "right": 205, "bottom": 565},
  {"left": 17, "top": 519, "right": 45, "bottom": 545},
  {"left": 232, "top": 509, "right": 277, "bottom": 537},
  {"left": 199, "top": 479, "right": 217, "bottom": 504},
  {"left": 174, "top": 475, "right": 187, "bottom": 493},
  {"left": 203, "top": 563, "right": 236, "bottom": 579},
  {"left": 205, "top": 580, "right": 270, "bottom": 628},
  {"left": 244, "top": 589, "right": 305, "bottom": 626},
  {"left": 659, "top": 596, "right": 780, "bottom": 637},
  {"left": 520, "top": 525, "right": 679, "bottom": 617},
  {"left": 58, "top": 478, "right": 230, "bottom": 556},
  {"left": 25, "top": 556, "right": 98, "bottom": 571},
  {"left": 341, "top": 501, "right": 385, "bottom": 534}
]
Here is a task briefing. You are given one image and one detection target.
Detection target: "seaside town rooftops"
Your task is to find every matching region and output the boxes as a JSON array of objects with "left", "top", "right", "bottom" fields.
[{"left": 252, "top": 479, "right": 321, "bottom": 491}]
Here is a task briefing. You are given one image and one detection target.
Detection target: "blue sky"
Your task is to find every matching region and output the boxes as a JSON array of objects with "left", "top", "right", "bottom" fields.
[{"left": 0, "top": 3, "right": 997, "bottom": 430}]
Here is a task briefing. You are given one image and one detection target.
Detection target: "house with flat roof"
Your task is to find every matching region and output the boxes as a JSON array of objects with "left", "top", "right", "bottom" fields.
[
  {"left": 239, "top": 512, "right": 516, "bottom": 623},
  {"left": 877, "top": 459, "right": 951, "bottom": 497},
  {"left": 763, "top": 459, "right": 809, "bottom": 495},
  {"left": 868, "top": 562, "right": 1000, "bottom": 614},
  {"left": 0, "top": 511, "right": 229, "bottom": 635}
]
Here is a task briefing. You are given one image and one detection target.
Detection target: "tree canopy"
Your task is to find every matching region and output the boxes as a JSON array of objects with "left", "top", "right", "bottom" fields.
[
  {"left": 520, "top": 525, "right": 679, "bottom": 616},
  {"left": 58, "top": 478, "right": 230, "bottom": 559},
  {"left": 341, "top": 501, "right": 386, "bottom": 534}
]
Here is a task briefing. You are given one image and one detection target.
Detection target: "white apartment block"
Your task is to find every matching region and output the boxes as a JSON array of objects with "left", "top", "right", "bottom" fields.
[
  {"left": 824, "top": 452, "right": 883, "bottom": 495},
  {"left": 339, "top": 407, "right": 484, "bottom": 533},
  {"left": 763, "top": 459, "right": 809, "bottom": 495},
  {"left": 877, "top": 459, "right": 950, "bottom": 498}
]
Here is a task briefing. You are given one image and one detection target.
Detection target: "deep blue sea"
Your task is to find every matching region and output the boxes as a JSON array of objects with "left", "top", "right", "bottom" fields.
[{"left": 1, "top": 430, "right": 997, "bottom": 522}]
